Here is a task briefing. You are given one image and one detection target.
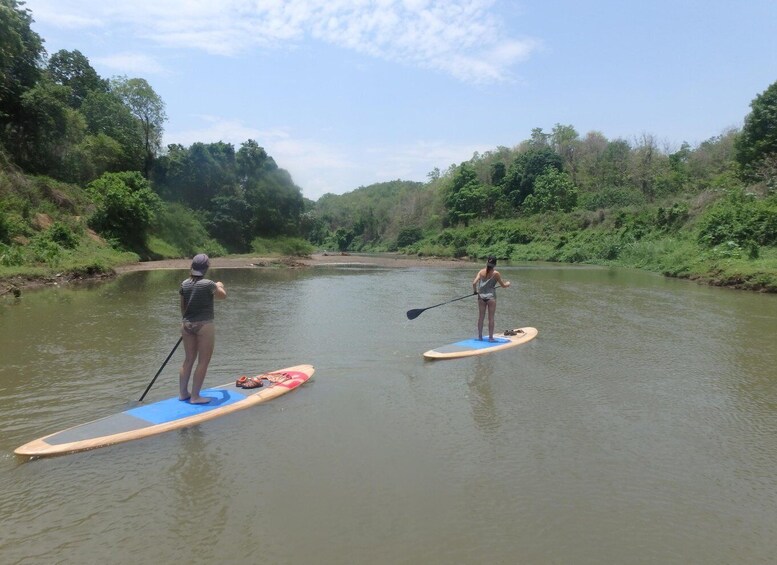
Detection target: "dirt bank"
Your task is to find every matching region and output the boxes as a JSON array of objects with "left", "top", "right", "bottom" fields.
[
  {"left": 1, "top": 254, "right": 474, "bottom": 296},
  {"left": 114, "top": 253, "right": 474, "bottom": 273}
]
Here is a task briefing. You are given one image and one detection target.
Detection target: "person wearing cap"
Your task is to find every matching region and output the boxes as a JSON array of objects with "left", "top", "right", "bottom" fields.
[
  {"left": 472, "top": 256, "right": 510, "bottom": 342},
  {"left": 178, "top": 254, "right": 227, "bottom": 403}
]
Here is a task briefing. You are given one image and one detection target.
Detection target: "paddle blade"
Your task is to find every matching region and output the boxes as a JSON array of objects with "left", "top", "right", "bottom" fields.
[{"left": 406, "top": 308, "right": 425, "bottom": 320}]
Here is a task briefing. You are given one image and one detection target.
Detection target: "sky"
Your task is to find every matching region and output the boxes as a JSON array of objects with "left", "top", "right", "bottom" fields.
[{"left": 22, "top": 0, "right": 777, "bottom": 201}]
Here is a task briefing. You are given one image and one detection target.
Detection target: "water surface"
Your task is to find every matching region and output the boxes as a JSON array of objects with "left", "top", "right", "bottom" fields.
[{"left": 1, "top": 263, "right": 775, "bottom": 564}]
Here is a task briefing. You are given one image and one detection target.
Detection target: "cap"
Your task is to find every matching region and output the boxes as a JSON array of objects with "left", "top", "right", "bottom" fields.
[
  {"left": 191, "top": 253, "right": 210, "bottom": 276},
  {"left": 486, "top": 256, "right": 497, "bottom": 268}
]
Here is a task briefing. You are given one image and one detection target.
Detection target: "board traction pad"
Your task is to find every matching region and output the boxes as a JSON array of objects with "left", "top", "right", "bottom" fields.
[
  {"left": 432, "top": 336, "right": 511, "bottom": 353},
  {"left": 42, "top": 385, "right": 248, "bottom": 445}
]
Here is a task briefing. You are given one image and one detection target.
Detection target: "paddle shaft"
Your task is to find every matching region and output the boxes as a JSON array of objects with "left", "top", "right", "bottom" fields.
[
  {"left": 406, "top": 292, "right": 477, "bottom": 320},
  {"left": 139, "top": 336, "right": 182, "bottom": 401}
]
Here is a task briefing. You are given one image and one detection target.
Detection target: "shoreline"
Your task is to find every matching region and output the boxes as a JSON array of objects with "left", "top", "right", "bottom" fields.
[
  {"left": 113, "top": 253, "right": 474, "bottom": 273},
  {"left": 0, "top": 253, "right": 474, "bottom": 296}
]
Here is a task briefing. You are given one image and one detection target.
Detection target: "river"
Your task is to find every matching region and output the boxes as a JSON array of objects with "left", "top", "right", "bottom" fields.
[{"left": 1, "top": 261, "right": 775, "bottom": 564}]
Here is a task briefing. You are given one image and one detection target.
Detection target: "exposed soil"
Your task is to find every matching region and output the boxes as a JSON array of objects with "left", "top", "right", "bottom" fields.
[
  {"left": 114, "top": 253, "right": 474, "bottom": 273},
  {"left": 1, "top": 253, "right": 475, "bottom": 297}
]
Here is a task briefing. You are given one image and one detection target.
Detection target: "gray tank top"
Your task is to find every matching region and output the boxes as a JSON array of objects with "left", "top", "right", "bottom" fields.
[
  {"left": 180, "top": 278, "right": 216, "bottom": 322},
  {"left": 478, "top": 275, "right": 497, "bottom": 300}
]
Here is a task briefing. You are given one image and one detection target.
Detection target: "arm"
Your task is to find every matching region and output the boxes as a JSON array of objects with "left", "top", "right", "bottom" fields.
[
  {"left": 214, "top": 281, "right": 227, "bottom": 300},
  {"left": 495, "top": 272, "right": 511, "bottom": 288},
  {"left": 472, "top": 271, "right": 482, "bottom": 293}
]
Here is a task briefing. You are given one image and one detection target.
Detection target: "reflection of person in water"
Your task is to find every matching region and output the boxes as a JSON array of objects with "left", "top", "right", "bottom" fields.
[
  {"left": 178, "top": 254, "right": 227, "bottom": 404},
  {"left": 472, "top": 256, "right": 510, "bottom": 342}
]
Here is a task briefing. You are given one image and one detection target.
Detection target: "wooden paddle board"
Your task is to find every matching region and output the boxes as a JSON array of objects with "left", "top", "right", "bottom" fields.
[
  {"left": 14, "top": 364, "right": 314, "bottom": 458},
  {"left": 423, "top": 327, "right": 538, "bottom": 360}
]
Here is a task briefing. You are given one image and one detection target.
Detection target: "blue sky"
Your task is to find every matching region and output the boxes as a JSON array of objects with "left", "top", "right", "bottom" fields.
[{"left": 23, "top": 0, "right": 777, "bottom": 201}]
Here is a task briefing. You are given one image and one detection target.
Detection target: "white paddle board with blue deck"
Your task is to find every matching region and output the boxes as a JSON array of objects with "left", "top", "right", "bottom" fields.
[
  {"left": 423, "top": 327, "right": 538, "bottom": 360},
  {"left": 15, "top": 364, "right": 314, "bottom": 458}
]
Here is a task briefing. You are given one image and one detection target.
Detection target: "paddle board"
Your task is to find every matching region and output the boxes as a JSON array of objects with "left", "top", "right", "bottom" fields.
[
  {"left": 14, "top": 364, "right": 314, "bottom": 458},
  {"left": 423, "top": 327, "right": 538, "bottom": 360}
]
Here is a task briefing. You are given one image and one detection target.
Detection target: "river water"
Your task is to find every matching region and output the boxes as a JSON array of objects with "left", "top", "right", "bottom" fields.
[{"left": 1, "top": 261, "right": 775, "bottom": 564}]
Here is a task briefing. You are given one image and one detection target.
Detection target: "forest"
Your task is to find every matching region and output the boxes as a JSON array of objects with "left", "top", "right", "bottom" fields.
[{"left": 1, "top": 0, "right": 776, "bottom": 291}]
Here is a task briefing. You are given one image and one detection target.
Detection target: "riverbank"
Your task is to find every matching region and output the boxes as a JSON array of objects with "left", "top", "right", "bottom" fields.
[
  {"left": 3, "top": 250, "right": 775, "bottom": 296},
  {"left": 113, "top": 252, "right": 473, "bottom": 273},
  {"left": 0, "top": 253, "right": 474, "bottom": 296}
]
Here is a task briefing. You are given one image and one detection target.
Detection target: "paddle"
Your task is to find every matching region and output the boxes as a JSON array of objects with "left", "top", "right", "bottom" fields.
[
  {"left": 406, "top": 292, "right": 477, "bottom": 320},
  {"left": 138, "top": 337, "right": 182, "bottom": 402}
]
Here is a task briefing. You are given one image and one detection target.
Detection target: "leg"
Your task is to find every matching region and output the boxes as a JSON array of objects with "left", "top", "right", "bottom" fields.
[
  {"left": 477, "top": 299, "right": 487, "bottom": 340},
  {"left": 487, "top": 299, "right": 497, "bottom": 341},
  {"left": 179, "top": 327, "right": 198, "bottom": 400},
  {"left": 189, "top": 323, "right": 215, "bottom": 404}
]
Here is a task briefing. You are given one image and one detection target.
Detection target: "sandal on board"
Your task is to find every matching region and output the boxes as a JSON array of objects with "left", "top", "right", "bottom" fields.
[
  {"left": 265, "top": 372, "right": 290, "bottom": 383},
  {"left": 241, "top": 377, "right": 264, "bottom": 389},
  {"left": 236, "top": 376, "right": 249, "bottom": 387}
]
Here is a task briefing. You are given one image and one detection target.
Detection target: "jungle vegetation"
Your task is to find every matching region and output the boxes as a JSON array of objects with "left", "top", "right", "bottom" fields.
[
  {"left": 1, "top": 0, "right": 775, "bottom": 291},
  {"left": 303, "top": 87, "right": 777, "bottom": 291}
]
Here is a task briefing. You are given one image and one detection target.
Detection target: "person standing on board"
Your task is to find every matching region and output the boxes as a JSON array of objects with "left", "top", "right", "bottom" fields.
[
  {"left": 472, "top": 256, "right": 510, "bottom": 342},
  {"left": 178, "top": 254, "right": 227, "bottom": 403}
]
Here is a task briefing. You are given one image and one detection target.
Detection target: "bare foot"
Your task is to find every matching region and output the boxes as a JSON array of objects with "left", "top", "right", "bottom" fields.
[
  {"left": 488, "top": 337, "right": 496, "bottom": 342},
  {"left": 179, "top": 395, "right": 191, "bottom": 401},
  {"left": 189, "top": 396, "right": 212, "bottom": 405}
]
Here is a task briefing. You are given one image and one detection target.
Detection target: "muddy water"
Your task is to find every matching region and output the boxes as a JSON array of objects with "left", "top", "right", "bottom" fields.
[{"left": 1, "top": 263, "right": 775, "bottom": 564}]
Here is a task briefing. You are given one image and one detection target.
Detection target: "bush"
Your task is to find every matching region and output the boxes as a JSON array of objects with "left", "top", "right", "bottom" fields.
[
  {"left": 251, "top": 236, "right": 314, "bottom": 256},
  {"left": 151, "top": 202, "right": 221, "bottom": 257},
  {"left": 696, "top": 190, "right": 777, "bottom": 247},
  {"left": 578, "top": 187, "right": 646, "bottom": 211},
  {"left": 396, "top": 226, "right": 423, "bottom": 248},
  {"left": 47, "top": 221, "right": 82, "bottom": 249},
  {"left": 0, "top": 243, "right": 25, "bottom": 266},
  {"left": 87, "top": 171, "right": 162, "bottom": 251}
]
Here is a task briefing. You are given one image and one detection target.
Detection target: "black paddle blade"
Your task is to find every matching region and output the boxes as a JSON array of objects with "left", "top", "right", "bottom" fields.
[{"left": 406, "top": 308, "right": 425, "bottom": 320}]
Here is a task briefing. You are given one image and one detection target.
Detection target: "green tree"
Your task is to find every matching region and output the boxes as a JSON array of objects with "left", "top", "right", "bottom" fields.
[
  {"left": 396, "top": 226, "right": 423, "bottom": 248},
  {"left": 736, "top": 80, "right": 777, "bottom": 182},
  {"left": 522, "top": 167, "right": 578, "bottom": 214},
  {"left": 80, "top": 90, "right": 145, "bottom": 171},
  {"left": 46, "top": 49, "right": 108, "bottom": 108},
  {"left": 551, "top": 123, "right": 580, "bottom": 182},
  {"left": 111, "top": 76, "right": 166, "bottom": 176},
  {"left": 207, "top": 195, "right": 252, "bottom": 251},
  {"left": 14, "top": 79, "right": 86, "bottom": 175},
  {"left": 0, "top": 0, "right": 44, "bottom": 152},
  {"left": 444, "top": 163, "right": 489, "bottom": 226},
  {"left": 503, "top": 146, "right": 563, "bottom": 207},
  {"left": 87, "top": 171, "right": 162, "bottom": 251}
]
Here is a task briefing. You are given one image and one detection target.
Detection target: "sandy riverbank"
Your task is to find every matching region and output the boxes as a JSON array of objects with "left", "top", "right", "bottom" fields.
[
  {"left": 0, "top": 253, "right": 475, "bottom": 296},
  {"left": 114, "top": 253, "right": 474, "bottom": 273}
]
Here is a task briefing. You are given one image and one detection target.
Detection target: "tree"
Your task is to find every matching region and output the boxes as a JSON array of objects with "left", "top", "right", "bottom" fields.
[
  {"left": 551, "top": 123, "right": 580, "bottom": 182},
  {"left": 444, "top": 163, "right": 490, "bottom": 225},
  {"left": 599, "top": 138, "right": 631, "bottom": 188},
  {"left": 80, "top": 90, "right": 146, "bottom": 171},
  {"left": 736, "top": 80, "right": 777, "bottom": 182},
  {"left": 87, "top": 171, "right": 162, "bottom": 251},
  {"left": 522, "top": 168, "right": 578, "bottom": 214},
  {"left": 502, "top": 146, "right": 563, "bottom": 207},
  {"left": 207, "top": 195, "right": 252, "bottom": 252},
  {"left": 0, "top": 0, "right": 44, "bottom": 148},
  {"left": 14, "top": 79, "right": 85, "bottom": 175},
  {"left": 47, "top": 49, "right": 108, "bottom": 108},
  {"left": 111, "top": 76, "right": 166, "bottom": 176}
]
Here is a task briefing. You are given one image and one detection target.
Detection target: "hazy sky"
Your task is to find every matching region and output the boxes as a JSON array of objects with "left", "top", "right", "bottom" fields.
[{"left": 23, "top": 0, "right": 777, "bottom": 200}]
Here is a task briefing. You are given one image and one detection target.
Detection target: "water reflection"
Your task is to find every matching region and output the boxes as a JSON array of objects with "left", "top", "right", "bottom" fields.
[
  {"left": 467, "top": 356, "right": 500, "bottom": 435},
  {"left": 1, "top": 264, "right": 776, "bottom": 564}
]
